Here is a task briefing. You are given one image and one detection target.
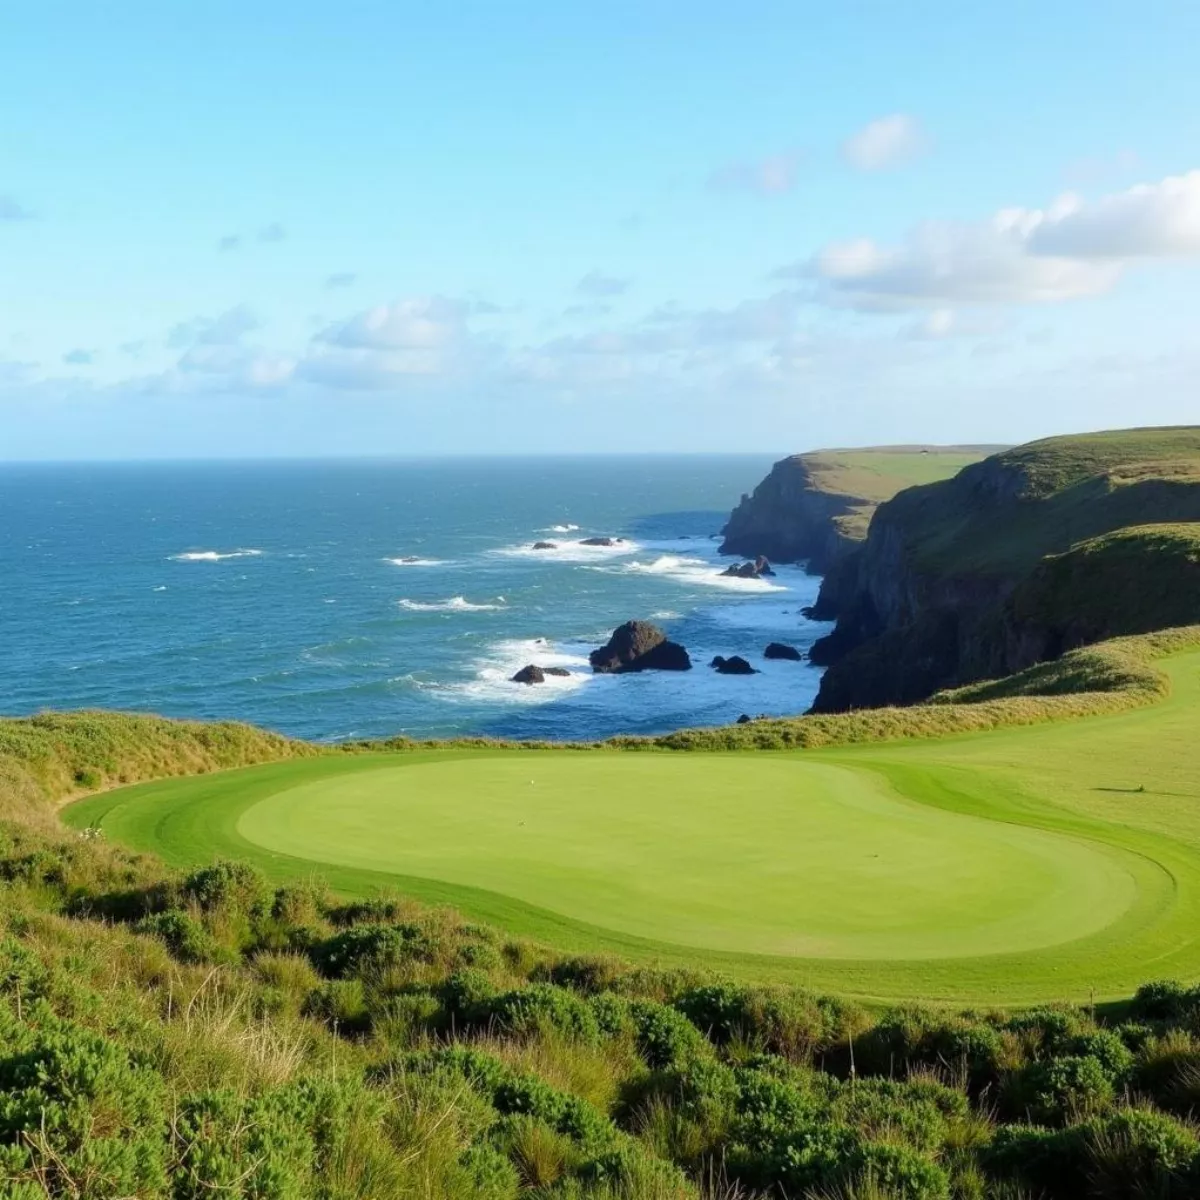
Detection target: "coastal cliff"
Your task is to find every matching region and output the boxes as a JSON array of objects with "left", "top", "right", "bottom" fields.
[
  {"left": 720, "top": 445, "right": 995, "bottom": 573},
  {"left": 810, "top": 427, "right": 1200, "bottom": 711}
]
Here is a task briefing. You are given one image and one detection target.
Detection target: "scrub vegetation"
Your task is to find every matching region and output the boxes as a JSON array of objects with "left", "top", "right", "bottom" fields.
[{"left": 1, "top": 628, "right": 1200, "bottom": 1195}]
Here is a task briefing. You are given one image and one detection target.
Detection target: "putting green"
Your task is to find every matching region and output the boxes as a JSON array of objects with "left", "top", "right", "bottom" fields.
[
  {"left": 65, "top": 649, "right": 1200, "bottom": 1004},
  {"left": 236, "top": 756, "right": 1135, "bottom": 960}
]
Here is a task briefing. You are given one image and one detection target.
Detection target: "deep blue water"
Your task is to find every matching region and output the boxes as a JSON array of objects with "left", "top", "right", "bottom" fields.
[{"left": 0, "top": 458, "right": 831, "bottom": 742}]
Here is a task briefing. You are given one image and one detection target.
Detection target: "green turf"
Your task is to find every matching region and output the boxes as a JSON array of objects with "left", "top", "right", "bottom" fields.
[{"left": 64, "top": 649, "right": 1200, "bottom": 1005}]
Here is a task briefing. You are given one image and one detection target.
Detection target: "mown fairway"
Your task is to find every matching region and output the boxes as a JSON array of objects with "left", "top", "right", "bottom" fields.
[{"left": 66, "top": 650, "right": 1200, "bottom": 1005}]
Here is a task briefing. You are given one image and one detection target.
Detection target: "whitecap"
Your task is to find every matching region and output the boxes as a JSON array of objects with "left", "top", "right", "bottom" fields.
[
  {"left": 152, "top": 586, "right": 168, "bottom": 592},
  {"left": 384, "top": 556, "right": 445, "bottom": 567},
  {"left": 397, "top": 596, "right": 506, "bottom": 613},
  {"left": 432, "top": 637, "right": 591, "bottom": 705},
  {"left": 540, "top": 523, "right": 580, "bottom": 533},
  {"left": 171, "top": 548, "right": 264, "bottom": 562},
  {"left": 601, "top": 555, "right": 786, "bottom": 592},
  {"left": 492, "top": 537, "right": 640, "bottom": 563}
]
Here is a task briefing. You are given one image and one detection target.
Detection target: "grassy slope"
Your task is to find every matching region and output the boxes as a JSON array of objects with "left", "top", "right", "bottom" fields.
[
  {"left": 801, "top": 446, "right": 994, "bottom": 540},
  {"left": 62, "top": 628, "right": 1200, "bottom": 1005},
  {"left": 893, "top": 426, "right": 1200, "bottom": 578}
]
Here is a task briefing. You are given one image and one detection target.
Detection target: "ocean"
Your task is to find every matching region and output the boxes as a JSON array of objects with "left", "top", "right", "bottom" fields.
[{"left": 0, "top": 458, "right": 831, "bottom": 742}]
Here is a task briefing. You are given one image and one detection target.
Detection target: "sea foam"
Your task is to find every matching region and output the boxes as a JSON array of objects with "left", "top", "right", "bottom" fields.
[
  {"left": 384, "top": 557, "right": 445, "bottom": 567},
  {"left": 493, "top": 537, "right": 640, "bottom": 563},
  {"left": 397, "top": 596, "right": 506, "bottom": 612},
  {"left": 434, "top": 637, "right": 591, "bottom": 704},
  {"left": 603, "top": 555, "right": 786, "bottom": 592},
  {"left": 171, "top": 549, "right": 263, "bottom": 562}
]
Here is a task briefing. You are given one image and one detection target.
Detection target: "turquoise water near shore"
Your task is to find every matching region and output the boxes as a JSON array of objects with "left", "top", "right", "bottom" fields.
[{"left": 1, "top": 457, "right": 830, "bottom": 741}]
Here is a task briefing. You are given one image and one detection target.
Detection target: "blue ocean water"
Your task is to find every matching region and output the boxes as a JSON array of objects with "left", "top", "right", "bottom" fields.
[{"left": 0, "top": 458, "right": 831, "bottom": 742}]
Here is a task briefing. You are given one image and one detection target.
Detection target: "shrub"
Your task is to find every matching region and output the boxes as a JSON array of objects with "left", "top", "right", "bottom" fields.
[
  {"left": 312, "top": 922, "right": 435, "bottom": 978},
  {"left": 135, "top": 909, "right": 218, "bottom": 964},
  {"left": 0, "top": 1021, "right": 168, "bottom": 1198},
  {"left": 544, "top": 955, "right": 627, "bottom": 994},
  {"left": 590, "top": 991, "right": 634, "bottom": 1036},
  {"left": 442, "top": 968, "right": 499, "bottom": 1021},
  {"left": 1012, "top": 1054, "right": 1115, "bottom": 1125},
  {"left": 987, "top": 1108, "right": 1200, "bottom": 1198},
  {"left": 181, "top": 859, "right": 267, "bottom": 915},
  {"left": 487, "top": 984, "right": 602, "bottom": 1043},
  {"left": 171, "top": 1087, "right": 315, "bottom": 1198},
  {"left": 1070, "top": 1029, "right": 1134, "bottom": 1084},
  {"left": 1136, "top": 1030, "right": 1200, "bottom": 1114},
  {"left": 1130, "top": 980, "right": 1200, "bottom": 1023},
  {"left": 631, "top": 1001, "right": 708, "bottom": 1069}
]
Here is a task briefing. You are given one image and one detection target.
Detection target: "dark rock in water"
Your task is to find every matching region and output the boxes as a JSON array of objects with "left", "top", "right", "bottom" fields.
[
  {"left": 396, "top": 555, "right": 423, "bottom": 563},
  {"left": 580, "top": 536, "right": 624, "bottom": 547},
  {"left": 764, "top": 642, "right": 803, "bottom": 661},
  {"left": 712, "top": 654, "right": 757, "bottom": 675},
  {"left": 720, "top": 555, "right": 774, "bottom": 579},
  {"left": 736, "top": 713, "right": 753, "bottom": 724},
  {"left": 590, "top": 620, "right": 691, "bottom": 673},
  {"left": 512, "top": 664, "right": 546, "bottom": 685},
  {"left": 709, "top": 655, "right": 726, "bottom": 669},
  {"left": 531, "top": 541, "right": 558, "bottom": 550},
  {"left": 543, "top": 667, "right": 570, "bottom": 677},
  {"left": 800, "top": 605, "right": 816, "bottom": 620}
]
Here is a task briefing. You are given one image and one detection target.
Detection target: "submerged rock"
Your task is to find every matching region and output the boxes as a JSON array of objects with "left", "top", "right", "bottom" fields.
[
  {"left": 580, "top": 536, "right": 625, "bottom": 547},
  {"left": 764, "top": 642, "right": 803, "bottom": 661},
  {"left": 590, "top": 621, "right": 691, "bottom": 673},
  {"left": 531, "top": 541, "right": 557, "bottom": 550}
]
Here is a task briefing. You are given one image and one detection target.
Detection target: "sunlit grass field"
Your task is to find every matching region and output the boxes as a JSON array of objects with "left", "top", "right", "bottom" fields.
[{"left": 64, "top": 646, "right": 1200, "bottom": 1006}]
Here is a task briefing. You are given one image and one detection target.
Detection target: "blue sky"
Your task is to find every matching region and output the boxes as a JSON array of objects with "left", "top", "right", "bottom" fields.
[{"left": 2, "top": 1, "right": 1199, "bottom": 459}]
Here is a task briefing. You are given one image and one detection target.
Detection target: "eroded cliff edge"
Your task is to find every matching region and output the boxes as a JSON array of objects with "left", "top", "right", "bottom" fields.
[
  {"left": 809, "top": 427, "right": 1200, "bottom": 712},
  {"left": 720, "top": 446, "right": 994, "bottom": 574}
]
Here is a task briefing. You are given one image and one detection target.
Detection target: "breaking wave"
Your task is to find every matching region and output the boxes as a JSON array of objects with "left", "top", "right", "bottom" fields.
[
  {"left": 171, "top": 549, "right": 263, "bottom": 562},
  {"left": 397, "top": 596, "right": 506, "bottom": 612}
]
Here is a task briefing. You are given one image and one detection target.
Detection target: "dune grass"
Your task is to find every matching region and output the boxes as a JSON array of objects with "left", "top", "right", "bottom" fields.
[{"left": 62, "top": 628, "right": 1200, "bottom": 1005}]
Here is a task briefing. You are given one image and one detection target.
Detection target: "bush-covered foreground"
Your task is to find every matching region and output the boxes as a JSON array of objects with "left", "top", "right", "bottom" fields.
[
  {"left": 6, "top": 830, "right": 1200, "bottom": 1198},
  {"left": 0, "top": 627, "right": 1198, "bottom": 1195}
]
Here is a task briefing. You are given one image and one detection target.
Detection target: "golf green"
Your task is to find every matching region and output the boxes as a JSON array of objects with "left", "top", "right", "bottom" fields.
[
  {"left": 65, "top": 649, "right": 1200, "bottom": 1004},
  {"left": 236, "top": 756, "right": 1135, "bottom": 959}
]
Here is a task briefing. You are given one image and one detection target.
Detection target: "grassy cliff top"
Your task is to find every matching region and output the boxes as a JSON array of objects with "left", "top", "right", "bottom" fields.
[
  {"left": 879, "top": 426, "right": 1200, "bottom": 577},
  {"left": 795, "top": 445, "right": 999, "bottom": 539}
]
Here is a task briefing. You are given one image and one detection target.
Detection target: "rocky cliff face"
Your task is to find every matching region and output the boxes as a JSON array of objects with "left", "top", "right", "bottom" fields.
[
  {"left": 809, "top": 429, "right": 1200, "bottom": 712},
  {"left": 719, "top": 456, "right": 862, "bottom": 572}
]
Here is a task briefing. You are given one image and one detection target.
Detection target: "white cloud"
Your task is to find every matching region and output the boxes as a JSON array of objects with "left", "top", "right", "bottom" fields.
[
  {"left": 842, "top": 114, "right": 927, "bottom": 171},
  {"left": 1023, "top": 170, "right": 1200, "bottom": 258},
  {"left": 799, "top": 170, "right": 1200, "bottom": 310},
  {"left": 708, "top": 152, "right": 801, "bottom": 195},
  {"left": 62, "top": 348, "right": 96, "bottom": 365},
  {"left": 315, "top": 298, "right": 465, "bottom": 351}
]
